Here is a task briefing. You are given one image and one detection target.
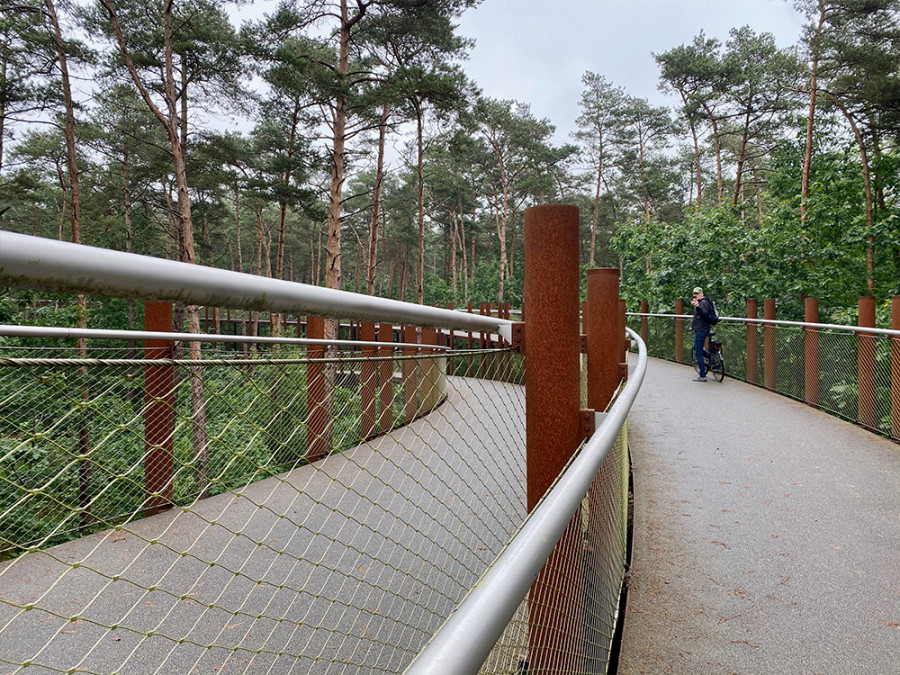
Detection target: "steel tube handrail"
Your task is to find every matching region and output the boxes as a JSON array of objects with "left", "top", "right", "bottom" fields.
[
  {"left": 628, "top": 312, "right": 900, "bottom": 338},
  {"left": 0, "top": 232, "right": 511, "bottom": 334},
  {"left": 403, "top": 328, "right": 647, "bottom": 675},
  {"left": 0, "top": 325, "right": 450, "bottom": 351}
]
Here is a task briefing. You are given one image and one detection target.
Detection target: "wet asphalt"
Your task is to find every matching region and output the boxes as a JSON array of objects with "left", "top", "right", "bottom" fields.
[{"left": 620, "top": 357, "right": 900, "bottom": 675}]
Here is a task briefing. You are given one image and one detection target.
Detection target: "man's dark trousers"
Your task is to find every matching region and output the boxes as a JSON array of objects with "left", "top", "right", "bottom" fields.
[{"left": 694, "top": 330, "right": 709, "bottom": 378}]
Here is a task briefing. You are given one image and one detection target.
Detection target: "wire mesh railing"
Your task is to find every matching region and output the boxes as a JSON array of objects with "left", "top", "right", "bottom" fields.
[
  {"left": 0, "top": 332, "right": 528, "bottom": 674},
  {"left": 628, "top": 312, "right": 900, "bottom": 442},
  {"left": 405, "top": 329, "right": 644, "bottom": 675},
  {"left": 1, "top": 224, "right": 638, "bottom": 675}
]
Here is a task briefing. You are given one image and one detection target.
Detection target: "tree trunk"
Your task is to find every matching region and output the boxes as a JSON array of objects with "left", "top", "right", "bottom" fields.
[
  {"left": 732, "top": 111, "right": 751, "bottom": 207},
  {"left": 367, "top": 102, "right": 390, "bottom": 295},
  {"left": 701, "top": 103, "right": 724, "bottom": 204},
  {"left": 46, "top": 0, "right": 92, "bottom": 529},
  {"left": 450, "top": 209, "right": 458, "bottom": 299},
  {"left": 415, "top": 105, "right": 426, "bottom": 304},
  {"left": 833, "top": 97, "right": 875, "bottom": 293},
  {"left": 638, "top": 134, "right": 650, "bottom": 222},
  {"left": 590, "top": 154, "right": 602, "bottom": 265},
  {"left": 801, "top": 1, "right": 826, "bottom": 225},
  {"left": 679, "top": 90, "right": 702, "bottom": 208}
]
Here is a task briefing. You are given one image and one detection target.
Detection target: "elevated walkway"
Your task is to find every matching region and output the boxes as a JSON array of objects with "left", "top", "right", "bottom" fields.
[
  {"left": 0, "top": 377, "right": 526, "bottom": 675},
  {"left": 622, "top": 357, "right": 900, "bottom": 674}
]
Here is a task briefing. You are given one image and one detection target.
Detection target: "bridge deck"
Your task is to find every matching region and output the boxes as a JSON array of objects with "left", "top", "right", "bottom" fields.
[
  {"left": 0, "top": 376, "right": 526, "bottom": 675},
  {"left": 622, "top": 356, "right": 900, "bottom": 675}
]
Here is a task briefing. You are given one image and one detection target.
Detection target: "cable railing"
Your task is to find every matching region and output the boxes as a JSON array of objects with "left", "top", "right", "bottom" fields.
[
  {"left": 628, "top": 311, "right": 900, "bottom": 442},
  {"left": 0, "top": 207, "right": 642, "bottom": 675}
]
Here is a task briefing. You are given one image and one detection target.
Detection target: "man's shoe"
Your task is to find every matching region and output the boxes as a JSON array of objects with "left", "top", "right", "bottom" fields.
[{"left": 693, "top": 376, "right": 707, "bottom": 382}]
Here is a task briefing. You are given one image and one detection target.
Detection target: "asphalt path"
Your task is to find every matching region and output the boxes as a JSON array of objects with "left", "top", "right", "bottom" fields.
[{"left": 621, "top": 357, "right": 900, "bottom": 675}]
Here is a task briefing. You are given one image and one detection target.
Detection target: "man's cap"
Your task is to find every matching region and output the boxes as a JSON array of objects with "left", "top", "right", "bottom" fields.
[{"left": 692, "top": 286, "right": 703, "bottom": 295}]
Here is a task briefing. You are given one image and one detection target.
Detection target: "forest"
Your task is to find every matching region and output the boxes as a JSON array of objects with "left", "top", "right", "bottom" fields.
[{"left": 1, "top": 0, "right": 899, "bottom": 327}]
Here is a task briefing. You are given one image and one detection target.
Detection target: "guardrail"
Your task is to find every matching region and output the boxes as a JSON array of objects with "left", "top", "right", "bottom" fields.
[
  {"left": 0, "top": 206, "right": 640, "bottom": 675},
  {"left": 629, "top": 309, "right": 900, "bottom": 442},
  {"left": 405, "top": 327, "right": 646, "bottom": 675}
]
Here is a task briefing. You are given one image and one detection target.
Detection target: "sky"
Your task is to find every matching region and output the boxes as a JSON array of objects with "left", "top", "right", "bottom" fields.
[{"left": 454, "top": 0, "right": 808, "bottom": 146}]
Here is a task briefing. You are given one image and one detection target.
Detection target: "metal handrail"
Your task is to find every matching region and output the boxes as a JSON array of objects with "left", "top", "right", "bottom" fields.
[
  {"left": 628, "top": 312, "right": 900, "bottom": 338},
  {"left": 0, "top": 232, "right": 512, "bottom": 336},
  {"left": 0, "top": 324, "right": 450, "bottom": 351},
  {"left": 403, "top": 328, "right": 647, "bottom": 675}
]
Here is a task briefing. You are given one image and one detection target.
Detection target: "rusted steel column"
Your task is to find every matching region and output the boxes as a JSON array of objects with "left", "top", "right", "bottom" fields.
[
  {"left": 360, "top": 322, "right": 377, "bottom": 440},
  {"left": 524, "top": 204, "right": 584, "bottom": 675},
  {"left": 466, "top": 302, "right": 474, "bottom": 375},
  {"left": 675, "top": 299, "right": 684, "bottom": 363},
  {"left": 586, "top": 268, "right": 620, "bottom": 411},
  {"left": 858, "top": 296, "right": 877, "bottom": 429},
  {"left": 403, "top": 325, "right": 419, "bottom": 424},
  {"left": 764, "top": 299, "right": 776, "bottom": 390},
  {"left": 892, "top": 297, "right": 900, "bottom": 440},
  {"left": 378, "top": 323, "right": 394, "bottom": 434},
  {"left": 619, "top": 299, "right": 628, "bottom": 380},
  {"left": 144, "top": 301, "right": 175, "bottom": 517},
  {"left": 447, "top": 302, "right": 455, "bottom": 376},
  {"left": 804, "top": 298, "right": 819, "bottom": 407},
  {"left": 421, "top": 325, "right": 439, "bottom": 412},
  {"left": 747, "top": 299, "right": 759, "bottom": 385},
  {"left": 306, "top": 316, "right": 330, "bottom": 462},
  {"left": 640, "top": 300, "right": 648, "bottom": 348}
]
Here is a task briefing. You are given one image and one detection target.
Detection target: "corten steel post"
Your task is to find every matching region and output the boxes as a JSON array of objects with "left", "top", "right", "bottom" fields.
[
  {"left": 586, "top": 269, "right": 621, "bottom": 411},
  {"left": 403, "top": 325, "right": 419, "bottom": 424},
  {"left": 747, "top": 299, "right": 759, "bottom": 384},
  {"left": 675, "top": 300, "right": 684, "bottom": 363},
  {"left": 892, "top": 297, "right": 900, "bottom": 440},
  {"left": 804, "top": 298, "right": 820, "bottom": 407},
  {"left": 640, "top": 300, "right": 648, "bottom": 348},
  {"left": 858, "top": 296, "right": 877, "bottom": 429},
  {"left": 144, "top": 301, "right": 175, "bottom": 517},
  {"left": 378, "top": 323, "right": 394, "bottom": 434},
  {"left": 764, "top": 299, "right": 776, "bottom": 390},
  {"left": 619, "top": 299, "right": 628, "bottom": 380},
  {"left": 524, "top": 205, "right": 584, "bottom": 675},
  {"left": 422, "top": 325, "right": 438, "bottom": 412},
  {"left": 360, "top": 322, "right": 377, "bottom": 440},
  {"left": 447, "top": 303, "right": 455, "bottom": 376},
  {"left": 306, "top": 316, "right": 330, "bottom": 462}
]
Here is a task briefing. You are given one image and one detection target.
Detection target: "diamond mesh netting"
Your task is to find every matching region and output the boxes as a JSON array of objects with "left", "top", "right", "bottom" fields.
[{"left": 629, "top": 314, "right": 900, "bottom": 442}]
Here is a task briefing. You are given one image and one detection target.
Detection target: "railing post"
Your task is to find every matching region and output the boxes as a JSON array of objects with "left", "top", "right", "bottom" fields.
[
  {"left": 307, "top": 315, "right": 330, "bottom": 462},
  {"left": 858, "top": 296, "right": 877, "bottom": 429},
  {"left": 403, "top": 325, "right": 419, "bottom": 424},
  {"left": 378, "top": 323, "right": 394, "bottom": 434},
  {"left": 524, "top": 205, "right": 584, "bottom": 674},
  {"left": 447, "top": 302, "right": 455, "bottom": 376},
  {"left": 764, "top": 298, "right": 776, "bottom": 390},
  {"left": 674, "top": 299, "right": 684, "bottom": 363},
  {"left": 421, "top": 325, "right": 440, "bottom": 412},
  {"left": 360, "top": 321, "right": 377, "bottom": 440},
  {"left": 586, "top": 269, "right": 620, "bottom": 411},
  {"left": 892, "top": 296, "right": 900, "bottom": 440},
  {"left": 619, "top": 298, "right": 628, "bottom": 380},
  {"left": 747, "top": 299, "right": 759, "bottom": 385},
  {"left": 804, "top": 298, "right": 819, "bottom": 407},
  {"left": 144, "top": 301, "right": 175, "bottom": 517},
  {"left": 640, "top": 300, "right": 648, "bottom": 348}
]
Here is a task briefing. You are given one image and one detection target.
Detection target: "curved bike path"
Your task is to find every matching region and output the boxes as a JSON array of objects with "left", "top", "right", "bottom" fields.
[{"left": 621, "top": 356, "right": 900, "bottom": 675}]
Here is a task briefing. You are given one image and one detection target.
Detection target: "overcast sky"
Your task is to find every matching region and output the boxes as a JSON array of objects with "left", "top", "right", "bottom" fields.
[{"left": 454, "top": 0, "right": 807, "bottom": 145}]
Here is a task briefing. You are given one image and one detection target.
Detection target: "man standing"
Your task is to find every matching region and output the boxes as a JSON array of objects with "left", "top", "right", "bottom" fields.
[{"left": 691, "top": 286, "right": 715, "bottom": 382}]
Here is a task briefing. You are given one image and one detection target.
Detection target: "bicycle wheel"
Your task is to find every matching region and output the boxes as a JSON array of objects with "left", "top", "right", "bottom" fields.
[{"left": 709, "top": 353, "right": 725, "bottom": 382}]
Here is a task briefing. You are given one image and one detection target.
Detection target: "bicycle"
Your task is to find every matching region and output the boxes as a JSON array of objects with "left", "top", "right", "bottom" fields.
[{"left": 690, "top": 331, "right": 726, "bottom": 382}]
